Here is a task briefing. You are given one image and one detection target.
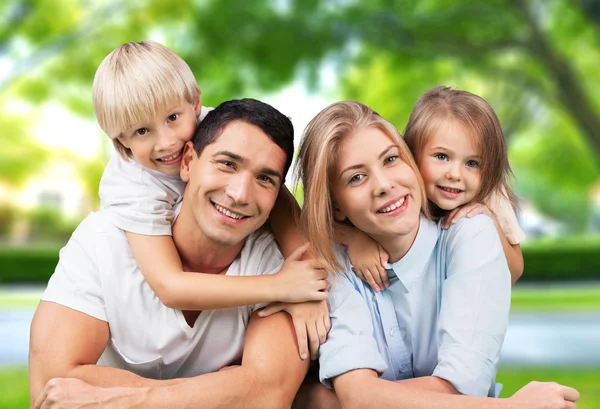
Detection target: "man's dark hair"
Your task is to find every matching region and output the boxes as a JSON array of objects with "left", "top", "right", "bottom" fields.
[{"left": 193, "top": 98, "right": 294, "bottom": 177}]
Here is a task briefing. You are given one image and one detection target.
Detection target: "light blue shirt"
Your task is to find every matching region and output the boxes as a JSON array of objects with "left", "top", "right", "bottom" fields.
[{"left": 319, "top": 215, "right": 511, "bottom": 397}]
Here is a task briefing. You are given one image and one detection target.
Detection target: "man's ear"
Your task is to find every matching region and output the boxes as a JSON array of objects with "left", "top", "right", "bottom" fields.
[
  {"left": 333, "top": 202, "right": 346, "bottom": 222},
  {"left": 180, "top": 141, "right": 197, "bottom": 182}
]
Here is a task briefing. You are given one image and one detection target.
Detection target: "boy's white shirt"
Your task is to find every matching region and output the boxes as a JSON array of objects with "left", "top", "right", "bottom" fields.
[
  {"left": 99, "top": 106, "right": 213, "bottom": 236},
  {"left": 485, "top": 189, "right": 526, "bottom": 245}
]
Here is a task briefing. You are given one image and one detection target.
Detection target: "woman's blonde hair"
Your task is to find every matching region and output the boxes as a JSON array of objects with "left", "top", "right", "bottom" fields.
[
  {"left": 296, "top": 101, "right": 428, "bottom": 274},
  {"left": 92, "top": 40, "right": 200, "bottom": 158},
  {"left": 404, "top": 86, "right": 518, "bottom": 216}
]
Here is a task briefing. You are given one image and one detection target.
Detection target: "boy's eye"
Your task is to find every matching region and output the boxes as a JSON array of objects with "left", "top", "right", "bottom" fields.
[
  {"left": 168, "top": 114, "right": 179, "bottom": 122},
  {"left": 466, "top": 160, "right": 480, "bottom": 168},
  {"left": 434, "top": 153, "right": 448, "bottom": 161},
  {"left": 134, "top": 128, "right": 149, "bottom": 137}
]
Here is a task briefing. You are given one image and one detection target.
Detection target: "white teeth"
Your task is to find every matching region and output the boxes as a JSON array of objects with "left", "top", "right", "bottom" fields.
[
  {"left": 214, "top": 203, "right": 245, "bottom": 220},
  {"left": 378, "top": 197, "right": 406, "bottom": 213},
  {"left": 440, "top": 186, "right": 462, "bottom": 193},
  {"left": 158, "top": 149, "right": 182, "bottom": 162}
]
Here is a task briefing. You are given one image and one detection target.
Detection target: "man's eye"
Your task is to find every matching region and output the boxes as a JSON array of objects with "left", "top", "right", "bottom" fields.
[
  {"left": 258, "top": 175, "right": 275, "bottom": 185},
  {"left": 168, "top": 114, "right": 179, "bottom": 122},
  {"left": 220, "top": 160, "right": 235, "bottom": 168},
  {"left": 134, "top": 128, "right": 149, "bottom": 136}
]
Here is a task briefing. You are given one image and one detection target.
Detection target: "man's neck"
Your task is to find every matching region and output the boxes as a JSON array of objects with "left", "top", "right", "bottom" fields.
[{"left": 172, "top": 203, "right": 246, "bottom": 274}]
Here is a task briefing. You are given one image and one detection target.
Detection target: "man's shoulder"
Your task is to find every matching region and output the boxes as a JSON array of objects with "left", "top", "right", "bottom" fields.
[{"left": 236, "top": 227, "right": 283, "bottom": 274}]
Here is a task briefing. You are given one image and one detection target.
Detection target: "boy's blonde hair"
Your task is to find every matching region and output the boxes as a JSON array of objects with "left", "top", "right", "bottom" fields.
[
  {"left": 404, "top": 86, "right": 518, "bottom": 216},
  {"left": 296, "top": 101, "right": 429, "bottom": 274},
  {"left": 93, "top": 40, "right": 200, "bottom": 158}
]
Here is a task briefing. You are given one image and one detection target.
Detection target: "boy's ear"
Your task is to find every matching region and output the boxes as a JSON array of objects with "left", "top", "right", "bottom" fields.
[
  {"left": 194, "top": 94, "right": 202, "bottom": 117},
  {"left": 117, "top": 136, "right": 130, "bottom": 149},
  {"left": 180, "top": 141, "right": 197, "bottom": 182}
]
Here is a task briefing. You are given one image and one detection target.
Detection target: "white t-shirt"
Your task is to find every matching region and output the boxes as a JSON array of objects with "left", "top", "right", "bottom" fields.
[
  {"left": 98, "top": 106, "right": 213, "bottom": 236},
  {"left": 41, "top": 210, "right": 284, "bottom": 379},
  {"left": 485, "top": 189, "right": 526, "bottom": 245}
]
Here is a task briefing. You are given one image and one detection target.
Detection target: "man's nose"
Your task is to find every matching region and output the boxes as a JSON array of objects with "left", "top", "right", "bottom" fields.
[{"left": 225, "top": 173, "right": 252, "bottom": 205}]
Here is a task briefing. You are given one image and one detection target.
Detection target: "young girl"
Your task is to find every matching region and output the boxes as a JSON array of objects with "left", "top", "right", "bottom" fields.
[{"left": 403, "top": 86, "right": 524, "bottom": 285}]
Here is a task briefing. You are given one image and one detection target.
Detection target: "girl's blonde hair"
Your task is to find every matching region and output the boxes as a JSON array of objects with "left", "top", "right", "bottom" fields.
[
  {"left": 296, "top": 101, "right": 428, "bottom": 274},
  {"left": 404, "top": 86, "right": 518, "bottom": 216},
  {"left": 92, "top": 40, "right": 200, "bottom": 158}
]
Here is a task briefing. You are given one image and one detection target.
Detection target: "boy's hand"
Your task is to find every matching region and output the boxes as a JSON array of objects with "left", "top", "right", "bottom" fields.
[
  {"left": 442, "top": 202, "right": 493, "bottom": 229},
  {"left": 273, "top": 244, "right": 329, "bottom": 303},
  {"left": 347, "top": 232, "right": 389, "bottom": 292},
  {"left": 258, "top": 300, "right": 331, "bottom": 361}
]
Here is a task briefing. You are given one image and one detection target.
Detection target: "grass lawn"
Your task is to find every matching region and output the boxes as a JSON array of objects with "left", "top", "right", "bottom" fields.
[{"left": 3, "top": 366, "right": 599, "bottom": 408}]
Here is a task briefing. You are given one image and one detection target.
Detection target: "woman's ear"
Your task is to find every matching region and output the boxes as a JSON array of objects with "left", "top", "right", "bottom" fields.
[
  {"left": 180, "top": 141, "right": 197, "bottom": 182},
  {"left": 333, "top": 202, "right": 346, "bottom": 222}
]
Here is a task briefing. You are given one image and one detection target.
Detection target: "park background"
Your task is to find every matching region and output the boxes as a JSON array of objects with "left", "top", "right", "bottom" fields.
[{"left": 0, "top": 0, "right": 599, "bottom": 407}]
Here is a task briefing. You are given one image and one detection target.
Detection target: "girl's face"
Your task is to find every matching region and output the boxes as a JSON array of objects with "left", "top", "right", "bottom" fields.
[
  {"left": 331, "top": 126, "right": 422, "bottom": 258},
  {"left": 418, "top": 120, "right": 482, "bottom": 210}
]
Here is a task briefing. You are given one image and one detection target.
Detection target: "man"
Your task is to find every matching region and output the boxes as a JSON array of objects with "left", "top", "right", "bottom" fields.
[{"left": 30, "top": 99, "right": 311, "bottom": 408}]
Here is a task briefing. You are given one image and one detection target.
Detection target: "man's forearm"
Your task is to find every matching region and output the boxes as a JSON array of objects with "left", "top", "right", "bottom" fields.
[
  {"left": 67, "top": 364, "right": 183, "bottom": 388},
  {"left": 104, "top": 365, "right": 287, "bottom": 409}
]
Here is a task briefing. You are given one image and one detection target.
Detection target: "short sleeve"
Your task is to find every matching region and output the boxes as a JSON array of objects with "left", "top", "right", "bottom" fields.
[
  {"left": 433, "top": 215, "right": 511, "bottom": 396},
  {"left": 319, "top": 256, "right": 388, "bottom": 387},
  {"left": 486, "top": 189, "right": 525, "bottom": 245},
  {"left": 41, "top": 214, "right": 107, "bottom": 322},
  {"left": 99, "top": 154, "right": 186, "bottom": 236}
]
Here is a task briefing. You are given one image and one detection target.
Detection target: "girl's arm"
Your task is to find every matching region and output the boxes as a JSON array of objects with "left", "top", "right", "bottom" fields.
[
  {"left": 334, "top": 224, "right": 390, "bottom": 292},
  {"left": 268, "top": 185, "right": 305, "bottom": 257},
  {"left": 127, "top": 233, "right": 328, "bottom": 310},
  {"left": 443, "top": 202, "right": 523, "bottom": 285}
]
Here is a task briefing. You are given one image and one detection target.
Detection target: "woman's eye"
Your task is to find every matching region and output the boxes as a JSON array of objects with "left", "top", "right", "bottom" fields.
[
  {"left": 349, "top": 174, "right": 364, "bottom": 184},
  {"left": 384, "top": 155, "right": 398, "bottom": 164}
]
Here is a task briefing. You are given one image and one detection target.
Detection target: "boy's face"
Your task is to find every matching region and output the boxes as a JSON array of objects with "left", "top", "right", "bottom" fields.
[{"left": 118, "top": 99, "right": 201, "bottom": 175}]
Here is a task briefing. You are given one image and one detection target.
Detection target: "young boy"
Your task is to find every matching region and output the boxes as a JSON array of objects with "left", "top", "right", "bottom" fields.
[{"left": 93, "top": 40, "right": 330, "bottom": 359}]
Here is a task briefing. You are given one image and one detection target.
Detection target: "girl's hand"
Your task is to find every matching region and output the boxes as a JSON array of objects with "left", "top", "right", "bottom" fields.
[
  {"left": 442, "top": 202, "right": 493, "bottom": 229},
  {"left": 273, "top": 244, "right": 329, "bottom": 303},
  {"left": 257, "top": 300, "right": 331, "bottom": 361},
  {"left": 347, "top": 231, "right": 389, "bottom": 292}
]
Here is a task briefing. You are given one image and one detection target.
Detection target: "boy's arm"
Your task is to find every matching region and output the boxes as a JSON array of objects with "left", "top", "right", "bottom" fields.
[
  {"left": 36, "top": 312, "right": 309, "bottom": 409},
  {"left": 268, "top": 185, "right": 305, "bottom": 257},
  {"left": 127, "top": 233, "right": 327, "bottom": 310}
]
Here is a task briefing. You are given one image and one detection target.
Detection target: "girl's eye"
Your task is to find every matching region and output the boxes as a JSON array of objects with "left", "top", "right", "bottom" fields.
[
  {"left": 168, "top": 114, "right": 179, "bottom": 122},
  {"left": 384, "top": 155, "right": 398, "bottom": 164},
  {"left": 349, "top": 174, "right": 364, "bottom": 184},
  {"left": 434, "top": 153, "right": 448, "bottom": 161},
  {"left": 466, "top": 160, "right": 480, "bottom": 168},
  {"left": 134, "top": 128, "right": 149, "bottom": 137}
]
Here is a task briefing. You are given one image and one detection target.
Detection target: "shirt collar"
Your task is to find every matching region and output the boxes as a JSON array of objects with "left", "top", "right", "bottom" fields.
[{"left": 385, "top": 216, "right": 439, "bottom": 292}]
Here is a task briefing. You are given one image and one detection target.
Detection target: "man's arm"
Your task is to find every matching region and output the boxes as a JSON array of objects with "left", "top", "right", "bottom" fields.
[
  {"left": 35, "top": 311, "right": 309, "bottom": 409},
  {"left": 29, "top": 301, "right": 178, "bottom": 406}
]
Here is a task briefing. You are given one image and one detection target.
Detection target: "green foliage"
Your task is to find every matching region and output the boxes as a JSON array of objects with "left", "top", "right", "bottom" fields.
[
  {"left": 27, "top": 206, "right": 79, "bottom": 242},
  {"left": 0, "top": 367, "right": 29, "bottom": 409},
  {"left": 0, "top": 244, "right": 60, "bottom": 284}
]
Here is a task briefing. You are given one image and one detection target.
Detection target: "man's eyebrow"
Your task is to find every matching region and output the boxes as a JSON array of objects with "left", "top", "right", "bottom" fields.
[
  {"left": 214, "top": 150, "right": 284, "bottom": 183},
  {"left": 213, "top": 151, "right": 244, "bottom": 162}
]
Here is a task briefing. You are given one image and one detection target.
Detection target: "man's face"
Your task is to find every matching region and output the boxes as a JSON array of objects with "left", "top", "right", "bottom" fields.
[{"left": 180, "top": 120, "right": 287, "bottom": 247}]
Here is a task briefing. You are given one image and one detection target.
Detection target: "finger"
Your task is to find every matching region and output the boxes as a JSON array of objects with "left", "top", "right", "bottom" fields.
[
  {"left": 362, "top": 268, "right": 380, "bottom": 292},
  {"left": 376, "top": 264, "right": 390, "bottom": 289},
  {"left": 368, "top": 267, "right": 383, "bottom": 287},
  {"left": 353, "top": 267, "right": 366, "bottom": 282},
  {"left": 311, "top": 289, "right": 329, "bottom": 301},
  {"left": 307, "top": 322, "right": 320, "bottom": 360},
  {"left": 288, "top": 243, "right": 310, "bottom": 261},
  {"left": 316, "top": 314, "right": 328, "bottom": 345},
  {"left": 442, "top": 209, "right": 459, "bottom": 229},
  {"left": 293, "top": 320, "right": 309, "bottom": 360},
  {"left": 323, "top": 310, "right": 332, "bottom": 334},
  {"left": 378, "top": 246, "right": 389, "bottom": 268},
  {"left": 34, "top": 386, "right": 49, "bottom": 409},
  {"left": 466, "top": 205, "right": 487, "bottom": 218},
  {"left": 257, "top": 303, "right": 286, "bottom": 317},
  {"left": 561, "top": 385, "right": 580, "bottom": 402},
  {"left": 564, "top": 402, "right": 577, "bottom": 409}
]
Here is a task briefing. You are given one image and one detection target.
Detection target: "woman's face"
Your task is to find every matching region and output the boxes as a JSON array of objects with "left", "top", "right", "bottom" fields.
[{"left": 331, "top": 126, "right": 422, "bottom": 253}]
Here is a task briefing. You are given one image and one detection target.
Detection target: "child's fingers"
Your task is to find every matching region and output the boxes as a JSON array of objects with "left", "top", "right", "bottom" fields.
[
  {"left": 323, "top": 311, "right": 331, "bottom": 334},
  {"left": 293, "top": 320, "right": 309, "bottom": 360},
  {"left": 317, "top": 316, "right": 328, "bottom": 345},
  {"left": 443, "top": 209, "right": 459, "bottom": 229},
  {"left": 362, "top": 268, "right": 381, "bottom": 292},
  {"left": 378, "top": 246, "right": 389, "bottom": 268},
  {"left": 257, "top": 302, "right": 285, "bottom": 317},
  {"left": 376, "top": 264, "right": 390, "bottom": 289},
  {"left": 308, "top": 322, "right": 321, "bottom": 360}
]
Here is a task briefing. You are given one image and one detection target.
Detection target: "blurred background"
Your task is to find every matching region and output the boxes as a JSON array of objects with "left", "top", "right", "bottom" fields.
[{"left": 0, "top": 0, "right": 599, "bottom": 407}]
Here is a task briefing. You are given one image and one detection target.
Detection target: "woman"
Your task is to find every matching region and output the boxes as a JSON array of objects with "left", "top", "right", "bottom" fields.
[{"left": 295, "top": 101, "right": 578, "bottom": 409}]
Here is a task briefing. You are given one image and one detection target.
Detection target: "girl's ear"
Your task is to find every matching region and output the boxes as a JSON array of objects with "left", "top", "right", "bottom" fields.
[{"left": 180, "top": 141, "right": 197, "bottom": 182}]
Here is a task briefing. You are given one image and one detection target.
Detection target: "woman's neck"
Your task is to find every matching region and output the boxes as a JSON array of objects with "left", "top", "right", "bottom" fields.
[{"left": 376, "top": 218, "right": 421, "bottom": 264}]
